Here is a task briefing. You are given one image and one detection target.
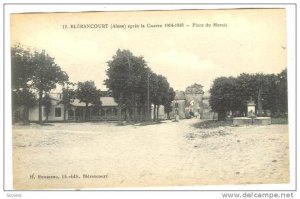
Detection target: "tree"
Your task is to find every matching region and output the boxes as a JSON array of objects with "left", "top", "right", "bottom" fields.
[
  {"left": 60, "top": 82, "right": 76, "bottom": 121},
  {"left": 148, "top": 73, "right": 160, "bottom": 121},
  {"left": 276, "top": 69, "right": 288, "bottom": 115},
  {"left": 235, "top": 73, "right": 279, "bottom": 116},
  {"left": 105, "top": 49, "right": 149, "bottom": 122},
  {"left": 105, "top": 49, "right": 174, "bottom": 122},
  {"left": 163, "top": 87, "right": 176, "bottom": 119},
  {"left": 42, "top": 93, "right": 52, "bottom": 122},
  {"left": 259, "top": 74, "right": 278, "bottom": 115},
  {"left": 76, "top": 81, "right": 102, "bottom": 121},
  {"left": 153, "top": 75, "right": 170, "bottom": 121},
  {"left": 209, "top": 69, "right": 288, "bottom": 119},
  {"left": 30, "top": 50, "right": 69, "bottom": 124},
  {"left": 11, "top": 44, "right": 36, "bottom": 123},
  {"left": 12, "top": 89, "right": 36, "bottom": 123},
  {"left": 209, "top": 77, "right": 238, "bottom": 120},
  {"left": 235, "top": 73, "right": 258, "bottom": 115},
  {"left": 11, "top": 44, "right": 34, "bottom": 90}
]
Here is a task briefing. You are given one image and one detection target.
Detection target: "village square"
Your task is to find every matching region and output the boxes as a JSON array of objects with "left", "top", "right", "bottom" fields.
[
  {"left": 11, "top": 45, "right": 289, "bottom": 189},
  {"left": 9, "top": 10, "right": 289, "bottom": 189}
]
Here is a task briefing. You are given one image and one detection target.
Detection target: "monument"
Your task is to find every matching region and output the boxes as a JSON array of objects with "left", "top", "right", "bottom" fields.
[
  {"left": 233, "top": 97, "right": 271, "bottom": 126},
  {"left": 247, "top": 98, "right": 256, "bottom": 117}
]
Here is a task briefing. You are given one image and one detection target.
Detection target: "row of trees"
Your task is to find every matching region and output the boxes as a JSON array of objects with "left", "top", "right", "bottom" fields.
[
  {"left": 105, "top": 49, "right": 175, "bottom": 122},
  {"left": 12, "top": 45, "right": 175, "bottom": 123},
  {"left": 43, "top": 81, "right": 102, "bottom": 122},
  {"left": 12, "top": 44, "right": 103, "bottom": 124},
  {"left": 209, "top": 69, "right": 288, "bottom": 120},
  {"left": 12, "top": 44, "right": 69, "bottom": 124}
]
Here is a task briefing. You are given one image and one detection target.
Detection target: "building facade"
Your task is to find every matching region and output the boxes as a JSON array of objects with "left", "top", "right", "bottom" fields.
[
  {"left": 169, "top": 83, "right": 215, "bottom": 120},
  {"left": 27, "top": 93, "right": 166, "bottom": 122},
  {"left": 28, "top": 93, "right": 123, "bottom": 122}
]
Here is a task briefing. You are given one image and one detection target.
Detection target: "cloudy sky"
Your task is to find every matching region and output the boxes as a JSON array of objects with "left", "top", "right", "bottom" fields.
[{"left": 11, "top": 9, "right": 286, "bottom": 92}]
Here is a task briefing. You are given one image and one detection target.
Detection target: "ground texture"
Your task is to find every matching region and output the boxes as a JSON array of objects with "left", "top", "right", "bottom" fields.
[{"left": 13, "top": 119, "right": 289, "bottom": 189}]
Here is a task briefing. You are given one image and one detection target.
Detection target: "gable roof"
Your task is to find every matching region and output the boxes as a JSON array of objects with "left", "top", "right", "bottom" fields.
[
  {"left": 185, "top": 83, "right": 204, "bottom": 94},
  {"left": 100, "top": 97, "right": 118, "bottom": 106},
  {"left": 174, "top": 90, "right": 186, "bottom": 100},
  {"left": 70, "top": 97, "right": 118, "bottom": 107}
]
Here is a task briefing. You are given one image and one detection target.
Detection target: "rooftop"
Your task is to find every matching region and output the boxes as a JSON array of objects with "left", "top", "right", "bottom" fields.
[
  {"left": 70, "top": 97, "right": 118, "bottom": 107},
  {"left": 174, "top": 90, "right": 186, "bottom": 100}
]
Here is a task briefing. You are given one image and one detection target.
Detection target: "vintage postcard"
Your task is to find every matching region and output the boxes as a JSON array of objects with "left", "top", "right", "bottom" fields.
[{"left": 10, "top": 8, "right": 290, "bottom": 190}]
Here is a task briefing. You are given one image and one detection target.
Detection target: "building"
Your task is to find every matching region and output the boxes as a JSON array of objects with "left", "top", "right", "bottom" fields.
[
  {"left": 185, "top": 83, "right": 204, "bottom": 117},
  {"left": 169, "top": 91, "right": 186, "bottom": 119},
  {"left": 28, "top": 93, "right": 166, "bottom": 122},
  {"left": 28, "top": 93, "right": 123, "bottom": 122},
  {"left": 169, "top": 83, "right": 215, "bottom": 120}
]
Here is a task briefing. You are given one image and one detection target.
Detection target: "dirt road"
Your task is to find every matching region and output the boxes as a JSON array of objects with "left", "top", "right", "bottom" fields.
[{"left": 13, "top": 119, "right": 289, "bottom": 189}]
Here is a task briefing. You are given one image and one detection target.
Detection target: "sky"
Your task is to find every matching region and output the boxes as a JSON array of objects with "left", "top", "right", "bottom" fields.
[{"left": 10, "top": 9, "right": 287, "bottom": 93}]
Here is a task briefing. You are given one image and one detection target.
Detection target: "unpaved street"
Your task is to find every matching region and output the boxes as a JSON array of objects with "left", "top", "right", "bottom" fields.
[{"left": 13, "top": 119, "right": 289, "bottom": 189}]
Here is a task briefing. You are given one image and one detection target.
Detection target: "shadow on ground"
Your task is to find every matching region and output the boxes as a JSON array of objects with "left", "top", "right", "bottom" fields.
[
  {"left": 192, "top": 119, "right": 233, "bottom": 129},
  {"left": 116, "top": 121, "right": 169, "bottom": 126}
]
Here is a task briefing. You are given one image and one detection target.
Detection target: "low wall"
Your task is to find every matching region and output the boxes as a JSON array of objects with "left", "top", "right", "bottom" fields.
[
  {"left": 233, "top": 117, "right": 271, "bottom": 126},
  {"left": 233, "top": 117, "right": 252, "bottom": 125},
  {"left": 254, "top": 117, "right": 271, "bottom": 125}
]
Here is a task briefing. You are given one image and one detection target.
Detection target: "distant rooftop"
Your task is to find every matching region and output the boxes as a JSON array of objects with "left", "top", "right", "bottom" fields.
[
  {"left": 70, "top": 97, "right": 118, "bottom": 107},
  {"left": 47, "top": 93, "right": 118, "bottom": 107},
  {"left": 185, "top": 83, "right": 204, "bottom": 94},
  {"left": 100, "top": 97, "right": 118, "bottom": 107},
  {"left": 174, "top": 90, "right": 186, "bottom": 100},
  {"left": 202, "top": 91, "right": 211, "bottom": 100}
]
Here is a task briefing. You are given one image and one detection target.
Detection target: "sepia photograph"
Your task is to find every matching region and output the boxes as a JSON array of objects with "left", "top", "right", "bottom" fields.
[{"left": 9, "top": 8, "right": 291, "bottom": 190}]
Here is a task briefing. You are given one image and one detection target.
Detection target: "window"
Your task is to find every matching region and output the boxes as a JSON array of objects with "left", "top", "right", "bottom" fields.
[{"left": 55, "top": 107, "right": 61, "bottom": 117}]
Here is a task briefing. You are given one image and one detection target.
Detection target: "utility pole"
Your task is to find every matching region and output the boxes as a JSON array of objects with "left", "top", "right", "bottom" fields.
[
  {"left": 126, "top": 55, "right": 132, "bottom": 122},
  {"left": 147, "top": 72, "right": 150, "bottom": 121}
]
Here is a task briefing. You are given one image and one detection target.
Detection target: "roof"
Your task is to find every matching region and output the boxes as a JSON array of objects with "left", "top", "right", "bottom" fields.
[
  {"left": 70, "top": 97, "right": 118, "bottom": 107},
  {"left": 100, "top": 97, "right": 118, "bottom": 106},
  {"left": 174, "top": 90, "right": 186, "bottom": 100},
  {"left": 202, "top": 91, "right": 211, "bottom": 100},
  {"left": 70, "top": 99, "right": 87, "bottom": 107},
  {"left": 185, "top": 83, "right": 204, "bottom": 94}
]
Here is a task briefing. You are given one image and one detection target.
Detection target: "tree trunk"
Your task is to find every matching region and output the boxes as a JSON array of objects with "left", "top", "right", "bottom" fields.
[
  {"left": 146, "top": 102, "right": 150, "bottom": 122},
  {"left": 142, "top": 104, "right": 146, "bottom": 122},
  {"left": 153, "top": 105, "right": 156, "bottom": 122},
  {"left": 257, "top": 86, "right": 263, "bottom": 116},
  {"left": 63, "top": 106, "right": 67, "bottom": 122},
  {"left": 134, "top": 102, "right": 138, "bottom": 123},
  {"left": 124, "top": 108, "right": 127, "bottom": 121},
  {"left": 118, "top": 104, "right": 122, "bottom": 122},
  {"left": 126, "top": 108, "right": 131, "bottom": 123},
  {"left": 138, "top": 107, "right": 143, "bottom": 122},
  {"left": 89, "top": 107, "right": 91, "bottom": 121},
  {"left": 38, "top": 90, "right": 43, "bottom": 124},
  {"left": 156, "top": 105, "right": 159, "bottom": 122},
  {"left": 84, "top": 103, "right": 88, "bottom": 121},
  {"left": 21, "top": 106, "right": 26, "bottom": 123},
  {"left": 218, "top": 110, "right": 226, "bottom": 121},
  {"left": 23, "top": 106, "right": 29, "bottom": 124}
]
